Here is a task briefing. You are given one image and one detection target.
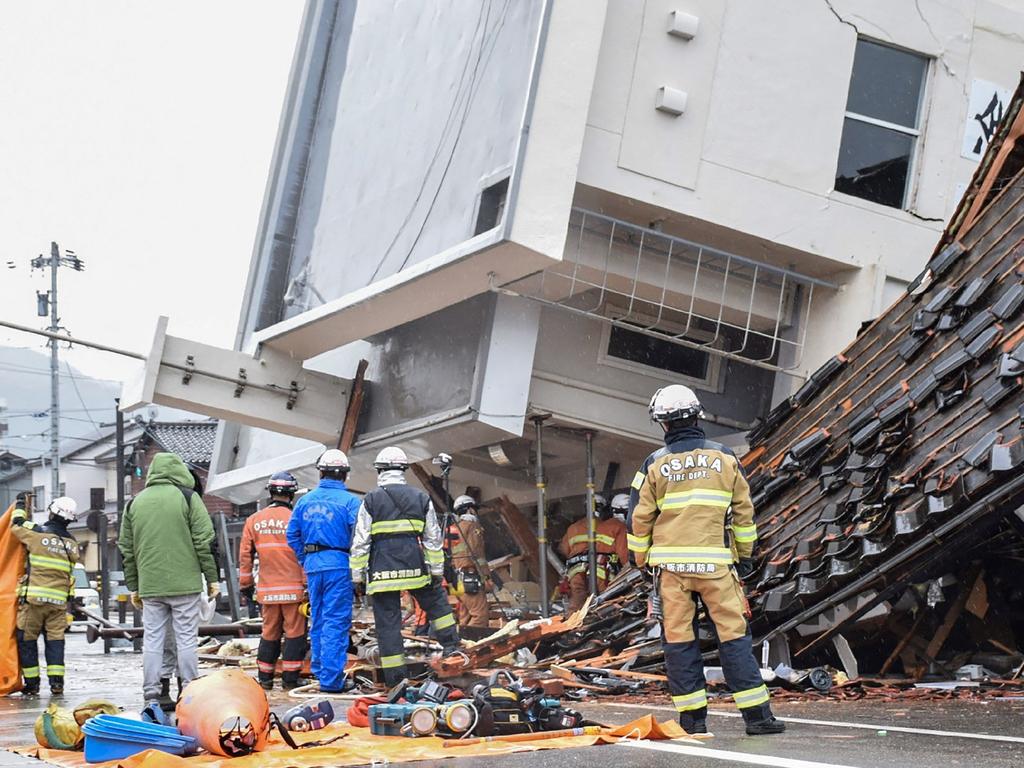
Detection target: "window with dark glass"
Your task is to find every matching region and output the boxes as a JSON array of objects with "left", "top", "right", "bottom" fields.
[
  {"left": 835, "top": 39, "right": 928, "bottom": 209},
  {"left": 607, "top": 323, "right": 711, "bottom": 381}
]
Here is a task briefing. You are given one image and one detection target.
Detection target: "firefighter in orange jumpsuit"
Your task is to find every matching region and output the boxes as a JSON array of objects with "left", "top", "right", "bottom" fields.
[
  {"left": 239, "top": 471, "right": 307, "bottom": 690},
  {"left": 448, "top": 496, "right": 491, "bottom": 631},
  {"left": 559, "top": 494, "right": 629, "bottom": 613}
]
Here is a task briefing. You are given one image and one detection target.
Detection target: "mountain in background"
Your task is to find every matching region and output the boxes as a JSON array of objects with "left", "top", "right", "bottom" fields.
[{"left": 0, "top": 345, "right": 120, "bottom": 459}]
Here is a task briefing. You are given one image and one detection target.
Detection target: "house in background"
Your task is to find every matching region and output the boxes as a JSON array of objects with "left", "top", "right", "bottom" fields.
[
  {"left": 128, "top": 2, "right": 1024, "bottom": 550},
  {"left": 4, "top": 418, "right": 240, "bottom": 573}
]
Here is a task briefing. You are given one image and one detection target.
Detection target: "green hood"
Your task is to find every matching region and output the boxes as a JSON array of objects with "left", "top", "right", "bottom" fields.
[{"left": 145, "top": 452, "right": 195, "bottom": 488}]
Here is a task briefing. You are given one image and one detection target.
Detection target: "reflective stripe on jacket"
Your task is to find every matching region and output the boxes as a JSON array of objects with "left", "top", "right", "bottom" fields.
[
  {"left": 628, "top": 426, "right": 756, "bottom": 577},
  {"left": 558, "top": 517, "right": 629, "bottom": 579},
  {"left": 350, "top": 475, "right": 444, "bottom": 594},
  {"left": 12, "top": 507, "right": 77, "bottom": 605},
  {"left": 239, "top": 503, "right": 306, "bottom": 603}
]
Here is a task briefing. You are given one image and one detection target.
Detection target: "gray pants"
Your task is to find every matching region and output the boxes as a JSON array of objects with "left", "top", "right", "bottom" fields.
[{"left": 142, "top": 594, "right": 202, "bottom": 703}]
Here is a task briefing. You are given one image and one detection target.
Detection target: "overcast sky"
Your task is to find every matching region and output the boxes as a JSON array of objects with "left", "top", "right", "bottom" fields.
[{"left": 0, "top": 1, "right": 305, "bottom": 385}]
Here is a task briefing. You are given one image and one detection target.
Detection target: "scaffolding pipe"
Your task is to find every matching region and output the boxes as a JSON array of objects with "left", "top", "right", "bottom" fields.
[
  {"left": 584, "top": 431, "right": 598, "bottom": 597},
  {"left": 532, "top": 415, "right": 551, "bottom": 617}
]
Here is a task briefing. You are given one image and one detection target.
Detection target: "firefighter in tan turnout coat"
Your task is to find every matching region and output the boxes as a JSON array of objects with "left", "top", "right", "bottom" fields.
[{"left": 629, "top": 385, "right": 784, "bottom": 736}]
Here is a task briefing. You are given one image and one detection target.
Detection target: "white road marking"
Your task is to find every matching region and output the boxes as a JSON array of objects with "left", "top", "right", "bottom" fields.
[
  {"left": 606, "top": 701, "right": 1024, "bottom": 745},
  {"left": 618, "top": 739, "right": 861, "bottom": 768}
]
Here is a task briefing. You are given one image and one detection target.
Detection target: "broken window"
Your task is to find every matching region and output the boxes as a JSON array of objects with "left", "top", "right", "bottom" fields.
[{"left": 835, "top": 39, "right": 928, "bottom": 209}]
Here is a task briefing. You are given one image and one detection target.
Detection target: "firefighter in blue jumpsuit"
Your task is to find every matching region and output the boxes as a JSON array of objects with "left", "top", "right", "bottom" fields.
[
  {"left": 286, "top": 449, "right": 360, "bottom": 693},
  {"left": 350, "top": 446, "right": 461, "bottom": 687}
]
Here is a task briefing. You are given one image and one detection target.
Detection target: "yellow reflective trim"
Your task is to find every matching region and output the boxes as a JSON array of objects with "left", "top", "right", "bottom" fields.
[
  {"left": 594, "top": 534, "right": 615, "bottom": 547},
  {"left": 432, "top": 613, "right": 456, "bottom": 630},
  {"left": 350, "top": 556, "right": 369, "bottom": 568},
  {"left": 569, "top": 534, "right": 591, "bottom": 547},
  {"left": 672, "top": 689, "right": 707, "bottom": 711},
  {"left": 366, "top": 574, "right": 431, "bottom": 594},
  {"left": 733, "top": 684, "right": 770, "bottom": 709},
  {"left": 658, "top": 489, "right": 733, "bottom": 510},
  {"left": 380, "top": 654, "right": 405, "bottom": 669},
  {"left": 46, "top": 665, "right": 65, "bottom": 675},
  {"left": 28, "top": 555, "right": 72, "bottom": 572},
  {"left": 732, "top": 523, "right": 758, "bottom": 543},
  {"left": 22, "top": 667, "right": 39, "bottom": 678},
  {"left": 424, "top": 549, "right": 444, "bottom": 564},
  {"left": 20, "top": 586, "right": 70, "bottom": 600},
  {"left": 648, "top": 546, "right": 732, "bottom": 565},
  {"left": 627, "top": 533, "right": 651, "bottom": 552},
  {"left": 370, "top": 519, "right": 424, "bottom": 534},
  {"left": 631, "top": 471, "right": 645, "bottom": 490}
]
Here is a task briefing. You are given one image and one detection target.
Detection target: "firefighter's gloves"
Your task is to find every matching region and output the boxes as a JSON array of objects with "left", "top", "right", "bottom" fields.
[
  {"left": 207, "top": 582, "right": 221, "bottom": 600},
  {"left": 736, "top": 558, "right": 757, "bottom": 581},
  {"left": 240, "top": 586, "right": 255, "bottom": 605},
  {"left": 15, "top": 492, "right": 28, "bottom": 510},
  {"left": 351, "top": 569, "right": 365, "bottom": 584},
  {"left": 130, "top": 592, "right": 144, "bottom": 610}
]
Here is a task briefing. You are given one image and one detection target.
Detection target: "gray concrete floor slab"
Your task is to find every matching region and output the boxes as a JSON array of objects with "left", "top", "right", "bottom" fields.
[{"left": 1, "top": 633, "right": 1022, "bottom": 768}]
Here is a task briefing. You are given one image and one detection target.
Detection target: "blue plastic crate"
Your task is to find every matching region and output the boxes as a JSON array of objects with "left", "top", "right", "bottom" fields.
[{"left": 82, "top": 716, "right": 197, "bottom": 763}]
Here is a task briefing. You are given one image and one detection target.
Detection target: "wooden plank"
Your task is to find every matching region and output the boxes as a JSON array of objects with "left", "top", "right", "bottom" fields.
[
  {"left": 926, "top": 567, "right": 984, "bottom": 660},
  {"left": 411, "top": 463, "right": 449, "bottom": 513},
  {"left": 338, "top": 359, "right": 368, "bottom": 452},
  {"left": 494, "top": 495, "right": 559, "bottom": 586},
  {"left": 880, "top": 612, "right": 926, "bottom": 676}
]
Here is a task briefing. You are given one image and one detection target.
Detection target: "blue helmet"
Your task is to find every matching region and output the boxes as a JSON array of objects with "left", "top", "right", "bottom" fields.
[{"left": 267, "top": 471, "right": 298, "bottom": 497}]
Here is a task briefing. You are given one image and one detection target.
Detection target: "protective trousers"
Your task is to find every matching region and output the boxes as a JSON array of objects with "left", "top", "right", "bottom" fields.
[
  {"left": 257, "top": 603, "right": 307, "bottom": 686},
  {"left": 660, "top": 570, "right": 772, "bottom": 727},
  {"left": 566, "top": 571, "right": 611, "bottom": 613},
  {"left": 17, "top": 602, "right": 68, "bottom": 692},
  {"left": 456, "top": 590, "right": 489, "bottom": 628},
  {"left": 373, "top": 581, "right": 458, "bottom": 687},
  {"left": 307, "top": 569, "right": 352, "bottom": 692}
]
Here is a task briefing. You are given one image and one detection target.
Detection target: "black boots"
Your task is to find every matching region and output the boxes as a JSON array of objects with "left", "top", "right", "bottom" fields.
[
  {"left": 158, "top": 678, "right": 177, "bottom": 712},
  {"left": 281, "top": 637, "right": 306, "bottom": 690},
  {"left": 679, "top": 707, "right": 708, "bottom": 735},
  {"left": 742, "top": 704, "right": 786, "bottom": 735},
  {"left": 21, "top": 679, "right": 40, "bottom": 697},
  {"left": 256, "top": 639, "right": 282, "bottom": 690},
  {"left": 49, "top": 677, "right": 64, "bottom": 696}
]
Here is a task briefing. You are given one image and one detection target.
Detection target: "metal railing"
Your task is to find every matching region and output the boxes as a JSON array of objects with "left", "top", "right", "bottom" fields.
[{"left": 493, "top": 208, "right": 837, "bottom": 374}]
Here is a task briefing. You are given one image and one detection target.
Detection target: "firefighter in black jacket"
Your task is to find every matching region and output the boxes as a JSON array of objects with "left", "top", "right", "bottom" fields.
[{"left": 350, "top": 447, "right": 461, "bottom": 686}]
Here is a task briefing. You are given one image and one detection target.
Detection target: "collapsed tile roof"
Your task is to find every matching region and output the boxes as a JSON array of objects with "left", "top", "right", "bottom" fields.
[{"left": 743, "top": 76, "right": 1024, "bottom": 647}]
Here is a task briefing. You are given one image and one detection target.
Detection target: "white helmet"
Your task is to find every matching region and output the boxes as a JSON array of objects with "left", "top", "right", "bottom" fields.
[
  {"left": 611, "top": 493, "right": 630, "bottom": 512},
  {"left": 454, "top": 495, "right": 477, "bottom": 513},
  {"left": 48, "top": 496, "right": 78, "bottom": 522},
  {"left": 316, "top": 449, "right": 350, "bottom": 472},
  {"left": 374, "top": 446, "right": 409, "bottom": 471},
  {"left": 649, "top": 384, "right": 703, "bottom": 423},
  {"left": 593, "top": 493, "right": 608, "bottom": 511}
]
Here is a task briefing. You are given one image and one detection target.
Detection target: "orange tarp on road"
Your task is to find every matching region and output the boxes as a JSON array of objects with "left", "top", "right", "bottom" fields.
[
  {"left": 14, "top": 715, "right": 701, "bottom": 768},
  {"left": 0, "top": 504, "right": 26, "bottom": 696}
]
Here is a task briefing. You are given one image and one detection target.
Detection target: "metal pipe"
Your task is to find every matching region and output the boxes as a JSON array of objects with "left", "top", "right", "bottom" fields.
[
  {"left": 532, "top": 415, "right": 551, "bottom": 617},
  {"left": 86, "top": 622, "right": 262, "bottom": 643},
  {"left": 216, "top": 512, "right": 242, "bottom": 622},
  {"left": 114, "top": 401, "right": 125, "bottom": 570},
  {"left": 584, "top": 431, "right": 598, "bottom": 597}
]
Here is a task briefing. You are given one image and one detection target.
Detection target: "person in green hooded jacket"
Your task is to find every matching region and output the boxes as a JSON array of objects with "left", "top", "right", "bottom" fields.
[{"left": 117, "top": 452, "right": 220, "bottom": 709}]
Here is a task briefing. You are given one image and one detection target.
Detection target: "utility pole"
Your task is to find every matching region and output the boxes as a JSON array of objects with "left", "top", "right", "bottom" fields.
[{"left": 30, "top": 242, "right": 85, "bottom": 501}]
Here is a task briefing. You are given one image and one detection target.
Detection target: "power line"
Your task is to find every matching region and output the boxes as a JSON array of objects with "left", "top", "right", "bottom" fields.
[
  {"left": 65, "top": 361, "right": 101, "bottom": 431},
  {"left": 0, "top": 362, "right": 121, "bottom": 383}
]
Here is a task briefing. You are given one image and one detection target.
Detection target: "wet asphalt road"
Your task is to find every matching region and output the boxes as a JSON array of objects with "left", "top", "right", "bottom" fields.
[{"left": 1, "top": 633, "right": 1022, "bottom": 767}]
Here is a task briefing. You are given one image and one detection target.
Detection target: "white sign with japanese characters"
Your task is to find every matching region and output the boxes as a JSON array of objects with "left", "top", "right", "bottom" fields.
[{"left": 962, "top": 79, "right": 1013, "bottom": 161}]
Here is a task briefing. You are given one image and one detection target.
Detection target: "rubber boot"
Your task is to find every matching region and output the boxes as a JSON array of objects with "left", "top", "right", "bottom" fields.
[
  {"left": 280, "top": 636, "right": 307, "bottom": 689},
  {"left": 21, "top": 679, "right": 40, "bottom": 697},
  {"left": 742, "top": 704, "right": 786, "bottom": 735},
  {"left": 158, "top": 678, "right": 176, "bottom": 712},
  {"left": 256, "top": 639, "right": 282, "bottom": 690},
  {"left": 44, "top": 638, "right": 65, "bottom": 695},
  {"left": 679, "top": 707, "right": 708, "bottom": 735}
]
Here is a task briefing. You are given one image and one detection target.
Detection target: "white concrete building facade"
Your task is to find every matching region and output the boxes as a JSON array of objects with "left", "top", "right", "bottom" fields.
[{"left": 129, "top": 0, "right": 1024, "bottom": 508}]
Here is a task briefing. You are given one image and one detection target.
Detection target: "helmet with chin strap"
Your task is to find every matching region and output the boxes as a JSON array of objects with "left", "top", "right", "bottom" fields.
[
  {"left": 454, "top": 495, "right": 477, "bottom": 514},
  {"left": 267, "top": 471, "right": 299, "bottom": 497},
  {"left": 316, "top": 449, "right": 350, "bottom": 474}
]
